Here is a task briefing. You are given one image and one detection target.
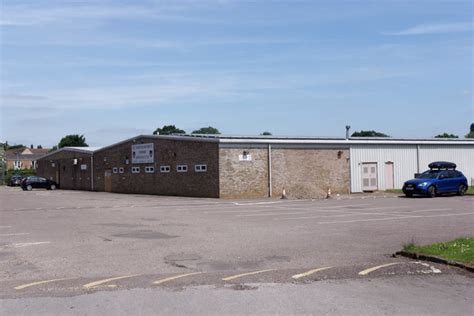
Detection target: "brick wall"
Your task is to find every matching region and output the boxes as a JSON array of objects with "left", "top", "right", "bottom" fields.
[
  {"left": 37, "top": 151, "right": 93, "bottom": 190},
  {"left": 271, "top": 148, "right": 350, "bottom": 199},
  {"left": 219, "top": 147, "right": 269, "bottom": 198},
  {"left": 219, "top": 146, "right": 350, "bottom": 199},
  {"left": 93, "top": 137, "right": 220, "bottom": 198}
]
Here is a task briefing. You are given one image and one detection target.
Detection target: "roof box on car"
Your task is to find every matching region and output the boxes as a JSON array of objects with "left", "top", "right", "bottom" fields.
[{"left": 428, "top": 161, "right": 456, "bottom": 170}]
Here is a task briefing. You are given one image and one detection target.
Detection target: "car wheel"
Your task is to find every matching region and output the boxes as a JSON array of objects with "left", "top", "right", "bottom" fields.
[
  {"left": 50, "top": 184, "right": 56, "bottom": 190},
  {"left": 427, "top": 186, "right": 436, "bottom": 198},
  {"left": 457, "top": 184, "right": 467, "bottom": 196},
  {"left": 26, "top": 185, "right": 33, "bottom": 191}
]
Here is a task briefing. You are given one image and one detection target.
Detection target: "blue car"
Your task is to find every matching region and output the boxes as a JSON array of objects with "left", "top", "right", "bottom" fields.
[{"left": 402, "top": 161, "right": 468, "bottom": 198}]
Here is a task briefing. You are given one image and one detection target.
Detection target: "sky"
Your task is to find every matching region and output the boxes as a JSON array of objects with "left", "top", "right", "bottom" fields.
[{"left": 0, "top": 0, "right": 473, "bottom": 148}]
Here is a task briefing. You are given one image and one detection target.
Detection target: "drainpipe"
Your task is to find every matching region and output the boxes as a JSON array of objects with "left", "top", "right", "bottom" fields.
[
  {"left": 90, "top": 154, "right": 94, "bottom": 191},
  {"left": 416, "top": 144, "right": 420, "bottom": 174},
  {"left": 268, "top": 144, "right": 272, "bottom": 198}
]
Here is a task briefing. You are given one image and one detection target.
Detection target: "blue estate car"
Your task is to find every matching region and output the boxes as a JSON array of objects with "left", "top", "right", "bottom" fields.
[{"left": 402, "top": 161, "right": 468, "bottom": 198}]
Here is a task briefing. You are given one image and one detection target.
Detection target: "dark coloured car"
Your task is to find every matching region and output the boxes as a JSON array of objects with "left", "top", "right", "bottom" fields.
[
  {"left": 7, "top": 175, "right": 24, "bottom": 187},
  {"left": 21, "top": 176, "right": 58, "bottom": 191},
  {"left": 402, "top": 161, "right": 468, "bottom": 198}
]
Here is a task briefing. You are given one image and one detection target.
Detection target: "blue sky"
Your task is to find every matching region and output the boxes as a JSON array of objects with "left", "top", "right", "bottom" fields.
[{"left": 1, "top": 0, "right": 472, "bottom": 147}]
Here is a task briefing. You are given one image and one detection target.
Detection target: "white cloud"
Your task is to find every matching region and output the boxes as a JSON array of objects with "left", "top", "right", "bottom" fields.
[
  {"left": 0, "top": 1, "right": 235, "bottom": 27},
  {"left": 383, "top": 22, "right": 473, "bottom": 35}
]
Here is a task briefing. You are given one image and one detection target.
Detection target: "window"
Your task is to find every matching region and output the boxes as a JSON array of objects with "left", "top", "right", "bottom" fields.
[
  {"left": 113, "top": 167, "right": 118, "bottom": 174},
  {"left": 119, "top": 167, "right": 124, "bottom": 174},
  {"left": 177, "top": 165, "right": 188, "bottom": 173},
  {"left": 145, "top": 166, "right": 155, "bottom": 173},
  {"left": 160, "top": 165, "right": 171, "bottom": 173},
  {"left": 51, "top": 162, "right": 55, "bottom": 167},
  {"left": 131, "top": 167, "right": 140, "bottom": 174},
  {"left": 195, "top": 164, "right": 207, "bottom": 172}
]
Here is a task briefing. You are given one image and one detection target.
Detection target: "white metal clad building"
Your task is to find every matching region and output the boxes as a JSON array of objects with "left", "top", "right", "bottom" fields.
[{"left": 350, "top": 139, "right": 474, "bottom": 193}]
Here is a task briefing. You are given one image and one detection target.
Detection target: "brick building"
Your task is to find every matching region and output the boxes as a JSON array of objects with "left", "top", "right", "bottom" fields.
[
  {"left": 37, "top": 135, "right": 350, "bottom": 198},
  {"left": 37, "top": 135, "right": 474, "bottom": 199}
]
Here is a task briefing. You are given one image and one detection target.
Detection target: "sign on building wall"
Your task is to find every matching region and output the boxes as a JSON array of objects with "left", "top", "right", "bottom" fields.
[{"left": 132, "top": 143, "right": 154, "bottom": 164}]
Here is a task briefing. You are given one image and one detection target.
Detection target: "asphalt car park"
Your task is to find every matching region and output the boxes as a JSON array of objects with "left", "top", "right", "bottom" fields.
[{"left": 0, "top": 186, "right": 472, "bottom": 313}]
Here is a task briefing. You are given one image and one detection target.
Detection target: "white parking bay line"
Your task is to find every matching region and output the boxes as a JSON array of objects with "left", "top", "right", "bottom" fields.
[
  {"left": 0, "top": 233, "right": 29, "bottom": 237},
  {"left": 280, "top": 208, "right": 451, "bottom": 220},
  {"left": 4, "top": 242, "right": 51, "bottom": 248},
  {"left": 318, "top": 212, "right": 474, "bottom": 224}
]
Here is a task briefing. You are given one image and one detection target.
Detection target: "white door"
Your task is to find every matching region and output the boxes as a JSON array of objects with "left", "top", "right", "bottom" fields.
[
  {"left": 384, "top": 162, "right": 394, "bottom": 189},
  {"left": 362, "top": 163, "right": 378, "bottom": 191}
]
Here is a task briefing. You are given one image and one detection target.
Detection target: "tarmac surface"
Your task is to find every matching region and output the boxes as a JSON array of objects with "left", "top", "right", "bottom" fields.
[{"left": 0, "top": 187, "right": 473, "bottom": 314}]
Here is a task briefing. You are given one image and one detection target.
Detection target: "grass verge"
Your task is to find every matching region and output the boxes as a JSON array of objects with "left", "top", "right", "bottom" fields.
[
  {"left": 403, "top": 237, "right": 474, "bottom": 265},
  {"left": 387, "top": 187, "right": 473, "bottom": 195},
  {"left": 385, "top": 189, "right": 402, "bottom": 194}
]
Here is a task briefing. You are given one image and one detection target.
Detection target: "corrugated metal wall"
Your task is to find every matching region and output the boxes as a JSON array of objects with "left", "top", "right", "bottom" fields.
[
  {"left": 350, "top": 145, "right": 418, "bottom": 192},
  {"left": 419, "top": 145, "right": 474, "bottom": 186},
  {"left": 350, "top": 144, "right": 474, "bottom": 192}
]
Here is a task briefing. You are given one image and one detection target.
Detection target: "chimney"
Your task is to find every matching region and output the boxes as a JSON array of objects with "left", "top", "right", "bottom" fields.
[{"left": 345, "top": 125, "right": 351, "bottom": 140}]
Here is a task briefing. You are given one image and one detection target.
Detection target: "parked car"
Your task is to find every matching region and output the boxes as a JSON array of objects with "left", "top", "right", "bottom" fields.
[
  {"left": 402, "top": 161, "right": 468, "bottom": 198},
  {"left": 21, "top": 176, "right": 58, "bottom": 191},
  {"left": 7, "top": 175, "right": 24, "bottom": 187}
]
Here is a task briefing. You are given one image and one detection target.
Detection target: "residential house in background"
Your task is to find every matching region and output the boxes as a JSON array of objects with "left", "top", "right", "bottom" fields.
[
  {"left": 6, "top": 147, "right": 50, "bottom": 170},
  {"left": 0, "top": 143, "right": 5, "bottom": 184}
]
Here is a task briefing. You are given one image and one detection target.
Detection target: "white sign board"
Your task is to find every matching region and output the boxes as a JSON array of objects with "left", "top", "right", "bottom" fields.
[
  {"left": 132, "top": 143, "right": 154, "bottom": 164},
  {"left": 239, "top": 154, "right": 252, "bottom": 161}
]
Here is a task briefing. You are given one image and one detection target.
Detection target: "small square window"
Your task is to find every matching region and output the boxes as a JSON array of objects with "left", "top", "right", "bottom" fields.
[
  {"left": 195, "top": 164, "right": 207, "bottom": 172},
  {"left": 160, "top": 165, "right": 171, "bottom": 173},
  {"left": 145, "top": 166, "right": 155, "bottom": 173},
  {"left": 113, "top": 167, "right": 118, "bottom": 174},
  {"left": 177, "top": 165, "right": 188, "bottom": 173},
  {"left": 119, "top": 167, "right": 124, "bottom": 174}
]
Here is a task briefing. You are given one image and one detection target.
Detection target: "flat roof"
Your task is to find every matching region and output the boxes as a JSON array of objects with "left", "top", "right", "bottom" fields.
[
  {"left": 38, "top": 146, "right": 102, "bottom": 160},
  {"left": 109, "top": 134, "right": 473, "bottom": 152},
  {"left": 42, "top": 135, "right": 474, "bottom": 156}
]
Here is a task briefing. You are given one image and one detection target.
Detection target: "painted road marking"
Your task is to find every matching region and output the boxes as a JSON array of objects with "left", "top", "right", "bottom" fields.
[
  {"left": 292, "top": 267, "right": 332, "bottom": 279},
  {"left": 0, "top": 233, "right": 29, "bottom": 237},
  {"left": 15, "top": 278, "right": 73, "bottom": 290},
  {"left": 242, "top": 206, "right": 414, "bottom": 218},
  {"left": 204, "top": 203, "right": 373, "bottom": 215},
  {"left": 83, "top": 275, "right": 140, "bottom": 289},
  {"left": 359, "top": 263, "right": 400, "bottom": 276},
  {"left": 319, "top": 212, "right": 474, "bottom": 224},
  {"left": 277, "top": 208, "right": 447, "bottom": 220},
  {"left": 153, "top": 272, "right": 203, "bottom": 285},
  {"left": 222, "top": 269, "right": 275, "bottom": 281},
  {"left": 3, "top": 241, "right": 50, "bottom": 248},
  {"left": 415, "top": 262, "right": 442, "bottom": 274}
]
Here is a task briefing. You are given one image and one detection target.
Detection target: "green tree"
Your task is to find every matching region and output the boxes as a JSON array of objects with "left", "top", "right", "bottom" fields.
[
  {"left": 261, "top": 131, "right": 272, "bottom": 136},
  {"left": 58, "top": 134, "right": 88, "bottom": 148},
  {"left": 351, "top": 130, "right": 390, "bottom": 137},
  {"left": 153, "top": 125, "right": 186, "bottom": 135},
  {"left": 5, "top": 142, "right": 26, "bottom": 150},
  {"left": 435, "top": 133, "right": 458, "bottom": 138},
  {"left": 191, "top": 126, "right": 221, "bottom": 134},
  {"left": 49, "top": 146, "right": 58, "bottom": 152},
  {"left": 465, "top": 123, "right": 474, "bottom": 138}
]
